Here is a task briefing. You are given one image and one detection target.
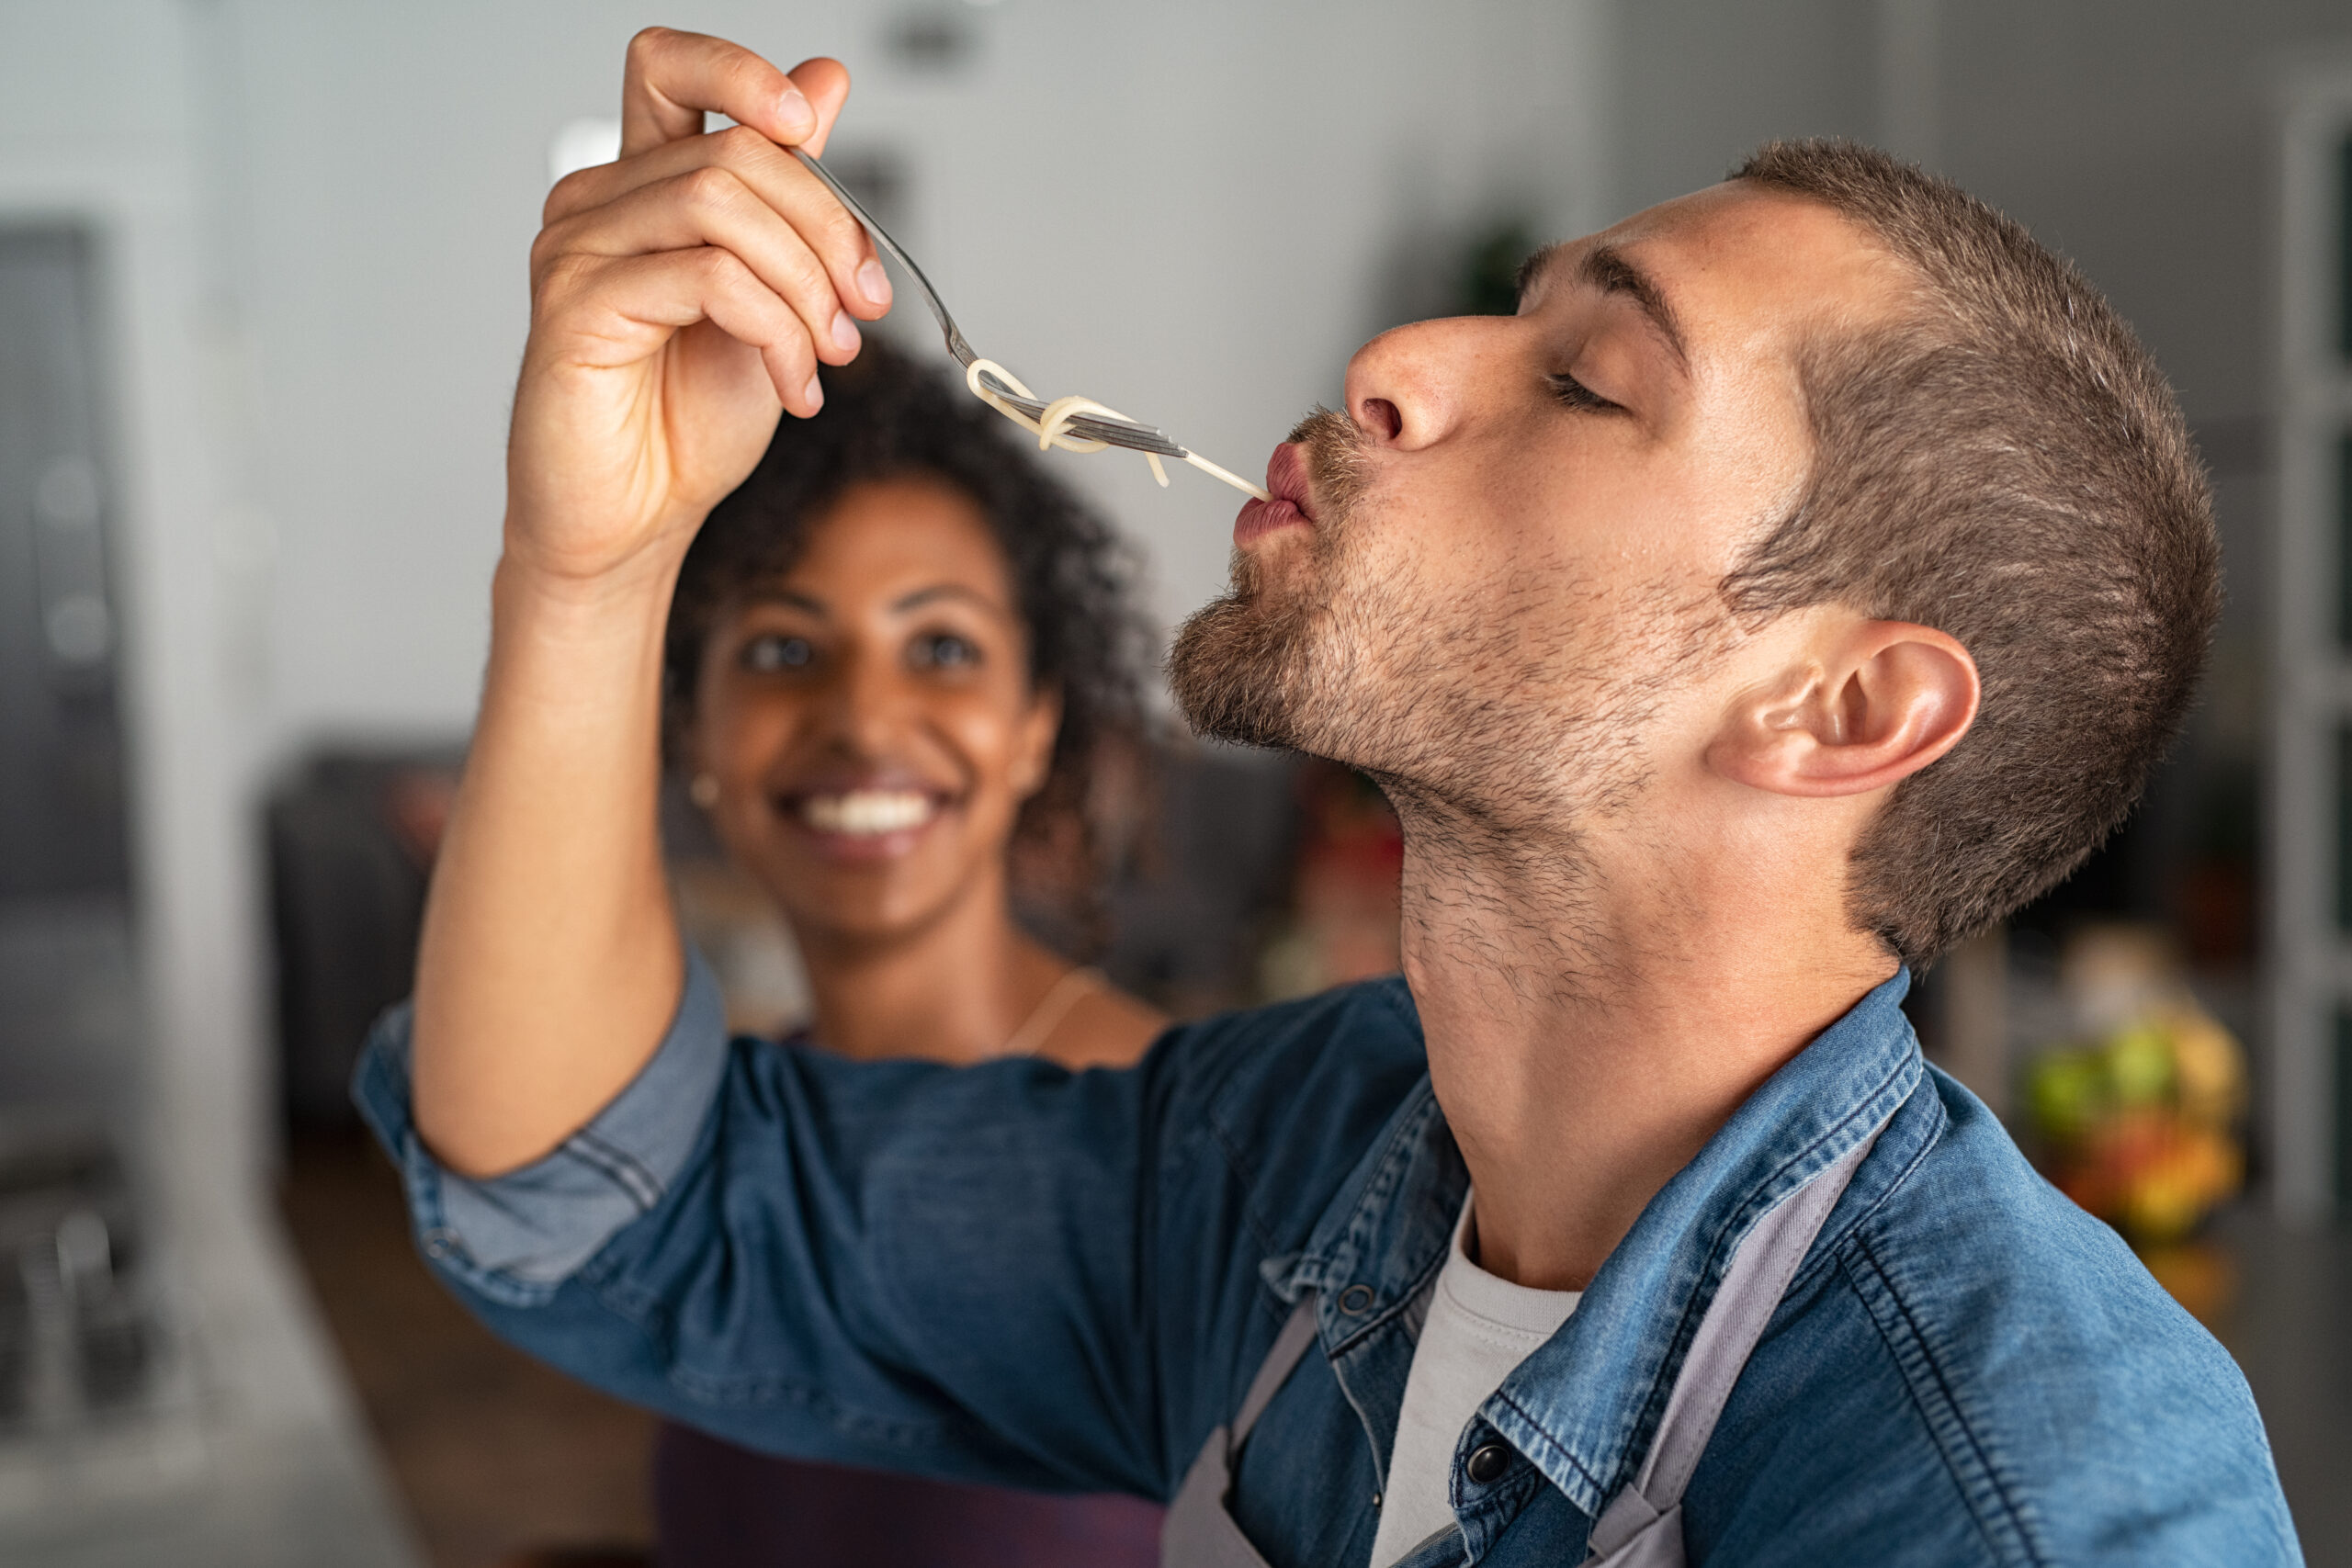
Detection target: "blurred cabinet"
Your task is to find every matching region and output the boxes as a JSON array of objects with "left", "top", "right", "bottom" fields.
[
  {"left": 2272, "top": 73, "right": 2352, "bottom": 1223},
  {"left": 266, "top": 753, "right": 455, "bottom": 1130},
  {"left": 0, "top": 227, "right": 126, "bottom": 908},
  {"left": 0, "top": 225, "right": 137, "bottom": 1123}
]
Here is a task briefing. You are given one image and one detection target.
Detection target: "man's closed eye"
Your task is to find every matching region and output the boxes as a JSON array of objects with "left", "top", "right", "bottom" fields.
[{"left": 1546, "top": 372, "right": 1623, "bottom": 413}]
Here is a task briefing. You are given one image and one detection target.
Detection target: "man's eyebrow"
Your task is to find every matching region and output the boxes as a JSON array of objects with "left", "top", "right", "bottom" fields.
[
  {"left": 1513, "top": 241, "right": 1566, "bottom": 304},
  {"left": 1520, "top": 242, "right": 1691, "bottom": 373},
  {"left": 1578, "top": 245, "right": 1690, "bottom": 370}
]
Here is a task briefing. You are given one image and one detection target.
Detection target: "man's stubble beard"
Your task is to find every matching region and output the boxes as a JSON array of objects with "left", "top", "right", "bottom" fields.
[
  {"left": 1170, "top": 408, "right": 1759, "bottom": 1016},
  {"left": 1167, "top": 408, "right": 1368, "bottom": 757},
  {"left": 1170, "top": 408, "right": 1752, "bottom": 1012},
  {"left": 1168, "top": 408, "right": 1708, "bottom": 840},
  {"left": 1168, "top": 405, "right": 1525, "bottom": 795}
]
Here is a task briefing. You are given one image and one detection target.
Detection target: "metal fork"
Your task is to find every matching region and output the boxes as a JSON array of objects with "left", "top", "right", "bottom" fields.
[{"left": 791, "top": 146, "right": 1191, "bottom": 460}]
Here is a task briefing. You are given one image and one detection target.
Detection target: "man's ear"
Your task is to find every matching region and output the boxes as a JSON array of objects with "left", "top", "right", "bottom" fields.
[
  {"left": 1707, "top": 619, "right": 1979, "bottom": 799},
  {"left": 1011, "top": 682, "right": 1065, "bottom": 802}
]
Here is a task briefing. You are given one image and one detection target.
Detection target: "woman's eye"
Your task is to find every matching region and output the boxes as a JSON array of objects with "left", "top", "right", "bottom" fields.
[
  {"left": 741, "top": 634, "right": 814, "bottom": 673},
  {"left": 1546, "top": 371, "right": 1623, "bottom": 413},
  {"left": 908, "top": 632, "right": 980, "bottom": 671}
]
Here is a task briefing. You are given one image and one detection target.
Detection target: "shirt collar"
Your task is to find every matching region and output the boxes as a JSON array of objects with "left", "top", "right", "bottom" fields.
[{"left": 1271, "top": 969, "right": 1926, "bottom": 1518}]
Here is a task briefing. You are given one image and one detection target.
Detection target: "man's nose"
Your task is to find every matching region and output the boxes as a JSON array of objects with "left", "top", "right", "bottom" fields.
[{"left": 1341, "top": 315, "right": 1514, "bottom": 451}]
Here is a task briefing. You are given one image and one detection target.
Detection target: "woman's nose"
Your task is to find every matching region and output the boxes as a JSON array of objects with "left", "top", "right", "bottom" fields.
[
  {"left": 1341, "top": 315, "right": 1513, "bottom": 452},
  {"left": 821, "top": 650, "right": 911, "bottom": 751}
]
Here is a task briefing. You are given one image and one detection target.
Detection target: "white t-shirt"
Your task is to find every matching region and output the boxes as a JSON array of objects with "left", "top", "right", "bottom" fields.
[{"left": 1366, "top": 1194, "right": 1579, "bottom": 1568}]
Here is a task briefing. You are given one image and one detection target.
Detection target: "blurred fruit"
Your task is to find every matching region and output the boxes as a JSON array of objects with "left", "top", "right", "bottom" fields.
[
  {"left": 2163, "top": 1007, "right": 2247, "bottom": 1125},
  {"left": 2103, "top": 1022, "right": 2174, "bottom": 1105},
  {"left": 2027, "top": 1050, "right": 2106, "bottom": 1144},
  {"left": 2108, "top": 1120, "right": 2238, "bottom": 1245},
  {"left": 2026, "top": 995, "right": 2247, "bottom": 1250}
]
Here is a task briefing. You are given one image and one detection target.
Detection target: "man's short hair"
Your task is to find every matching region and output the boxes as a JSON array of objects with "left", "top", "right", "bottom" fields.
[{"left": 1723, "top": 140, "right": 2220, "bottom": 966}]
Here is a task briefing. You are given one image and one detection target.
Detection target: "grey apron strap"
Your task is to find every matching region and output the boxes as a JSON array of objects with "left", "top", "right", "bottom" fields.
[
  {"left": 1161, "top": 1300, "right": 1321, "bottom": 1568},
  {"left": 1585, "top": 1120, "right": 1888, "bottom": 1567},
  {"left": 1230, "top": 1301, "right": 1322, "bottom": 1442}
]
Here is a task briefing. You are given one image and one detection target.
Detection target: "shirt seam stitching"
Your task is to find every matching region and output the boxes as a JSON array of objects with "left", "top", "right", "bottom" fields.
[
  {"left": 1843, "top": 1231, "right": 2046, "bottom": 1567},
  {"left": 565, "top": 1127, "right": 662, "bottom": 1211},
  {"left": 1785, "top": 1074, "right": 1941, "bottom": 1297},
  {"left": 1321, "top": 1089, "right": 1453, "bottom": 1356},
  {"left": 1489, "top": 1388, "right": 1605, "bottom": 1505}
]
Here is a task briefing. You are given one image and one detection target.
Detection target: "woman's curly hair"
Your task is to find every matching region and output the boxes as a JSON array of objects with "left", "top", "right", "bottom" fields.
[{"left": 663, "top": 339, "right": 1154, "bottom": 929}]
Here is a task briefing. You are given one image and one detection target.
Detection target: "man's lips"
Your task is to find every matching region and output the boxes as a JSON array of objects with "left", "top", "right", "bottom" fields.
[{"left": 1234, "top": 443, "right": 1316, "bottom": 547}]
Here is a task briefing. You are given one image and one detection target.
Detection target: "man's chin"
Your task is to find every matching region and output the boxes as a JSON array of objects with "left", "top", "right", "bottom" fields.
[{"left": 1167, "top": 588, "right": 1316, "bottom": 752}]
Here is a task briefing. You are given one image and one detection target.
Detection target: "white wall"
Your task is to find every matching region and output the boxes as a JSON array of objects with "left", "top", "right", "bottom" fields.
[
  {"left": 1614, "top": 0, "right": 1880, "bottom": 214},
  {"left": 1617, "top": 0, "right": 2351, "bottom": 424},
  {"left": 0, "top": 13, "right": 418, "bottom": 1546},
  {"left": 13, "top": 0, "right": 2337, "bottom": 1190},
  {"left": 0, "top": 0, "right": 1607, "bottom": 1180},
  {"left": 219, "top": 0, "right": 1611, "bottom": 747},
  {"left": 0, "top": 0, "right": 271, "bottom": 1180}
]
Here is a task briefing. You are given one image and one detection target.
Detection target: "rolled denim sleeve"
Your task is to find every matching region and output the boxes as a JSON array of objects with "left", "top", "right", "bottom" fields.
[
  {"left": 350, "top": 949, "right": 730, "bottom": 1308},
  {"left": 354, "top": 959, "right": 1431, "bottom": 1497}
]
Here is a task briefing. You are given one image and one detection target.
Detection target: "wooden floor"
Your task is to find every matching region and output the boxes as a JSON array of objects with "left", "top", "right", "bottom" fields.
[{"left": 276, "top": 1131, "right": 657, "bottom": 1568}]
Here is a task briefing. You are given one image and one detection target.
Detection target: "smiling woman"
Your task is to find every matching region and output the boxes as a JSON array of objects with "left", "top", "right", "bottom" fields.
[
  {"left": 679, "top": 478, "right": 1070, "bottom": 959},
  {"left": 664, "top": 342, "right": 1159, "bottom": 995},
  {"left": 644, "top": 342, "right": 1169, "bottom": 1558}
]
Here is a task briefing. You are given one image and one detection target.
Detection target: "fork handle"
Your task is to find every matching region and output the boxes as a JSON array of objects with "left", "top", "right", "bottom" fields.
[{"left": 788, "top": 146, "right": 975, "bottom": 366}]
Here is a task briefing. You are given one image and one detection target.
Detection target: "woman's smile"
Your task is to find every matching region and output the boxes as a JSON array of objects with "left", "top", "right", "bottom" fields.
[
  {"left": 692, "top": 478, "right": 1056, "bottom": 930},
  {"left": 774, "top": 773, "right": 962, "bottom": 863},
  {"left": 797, "top": 787, "right": 937, "bottom": 836}
]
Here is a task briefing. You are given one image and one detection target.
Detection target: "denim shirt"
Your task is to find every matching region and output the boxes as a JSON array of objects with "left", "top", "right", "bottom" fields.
[{"left": 355, "top": 960, "right": 2300, "bottom": 1566}]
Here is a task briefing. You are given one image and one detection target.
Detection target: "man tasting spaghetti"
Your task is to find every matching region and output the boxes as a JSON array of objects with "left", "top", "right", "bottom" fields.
[{"left": 359, "top": 28, "right": 2297, "bottom": 1568}]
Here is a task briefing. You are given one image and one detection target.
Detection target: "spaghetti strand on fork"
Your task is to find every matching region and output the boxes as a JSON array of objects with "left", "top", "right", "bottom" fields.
[{"left": 964, "top": 359, "right": 1272, "bottom": 502}]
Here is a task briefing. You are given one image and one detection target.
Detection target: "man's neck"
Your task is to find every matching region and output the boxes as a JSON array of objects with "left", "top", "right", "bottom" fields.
[{"left": 1393, "top": 803, "right": 1895, "bottom": 1292}]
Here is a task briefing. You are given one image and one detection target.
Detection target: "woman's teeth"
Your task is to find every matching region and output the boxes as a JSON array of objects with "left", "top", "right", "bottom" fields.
[{"left": 799, "top": 789, "right": 936, "bottom": 836}]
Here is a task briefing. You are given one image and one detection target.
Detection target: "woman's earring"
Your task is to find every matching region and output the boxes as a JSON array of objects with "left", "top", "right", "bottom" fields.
[{"left": 689, "top": 773, "right": 721, "bottom": 809}]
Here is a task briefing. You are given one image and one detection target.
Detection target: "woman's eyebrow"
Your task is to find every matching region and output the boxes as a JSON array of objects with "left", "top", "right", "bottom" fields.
[
  {"left": 741, "top": 587, "right": 827, "bottom": 615},
  {"left": 891, "top": 582, "right": 1010, "bottom": 615}
]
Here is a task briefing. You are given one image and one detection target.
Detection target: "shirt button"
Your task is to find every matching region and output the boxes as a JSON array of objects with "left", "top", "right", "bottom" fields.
[
  {"left": 1337, "top": 1283, "right": 1375, "bottom": 1314},
  {"left": 1465, "top": 1440, "right": 1511, "bottom": 1484},
  {"left": 421, "top": 1226, "right": 459, "bottom": 1260}
]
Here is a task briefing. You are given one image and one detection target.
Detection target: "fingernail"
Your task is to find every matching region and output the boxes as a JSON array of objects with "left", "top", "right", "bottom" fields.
[
  {"left": 776, "top": 86, "right": 815, "bottom": 140},
  {"left": 802, "top": 373, "right": 824, "bottom": 411},
  {"left": 856, "top": 257, "right": 892, "bottom": 308},
  {"left": 830, "top": 311, "right": 862, "bottom": 355}
]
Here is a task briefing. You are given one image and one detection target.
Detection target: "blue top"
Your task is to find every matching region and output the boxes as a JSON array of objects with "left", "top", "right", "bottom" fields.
[{"left": 355, "top": 957, "right": 2301, "bottom": 1566}]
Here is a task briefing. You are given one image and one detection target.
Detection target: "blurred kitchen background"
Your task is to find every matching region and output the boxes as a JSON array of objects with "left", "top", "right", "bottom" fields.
[{"left": 0, "top": 0, "right": 2347, "bottom": 1562}]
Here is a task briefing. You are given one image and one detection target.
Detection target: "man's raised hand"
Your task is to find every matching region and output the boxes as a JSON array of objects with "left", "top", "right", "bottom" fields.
[{"left": 505, "top": 29, "right": 891, "bottom": 587}]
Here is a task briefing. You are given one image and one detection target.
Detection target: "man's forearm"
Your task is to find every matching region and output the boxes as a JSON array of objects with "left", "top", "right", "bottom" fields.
[{"left": 412, "top": 549, "right": 686, "bottom": 1179}]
